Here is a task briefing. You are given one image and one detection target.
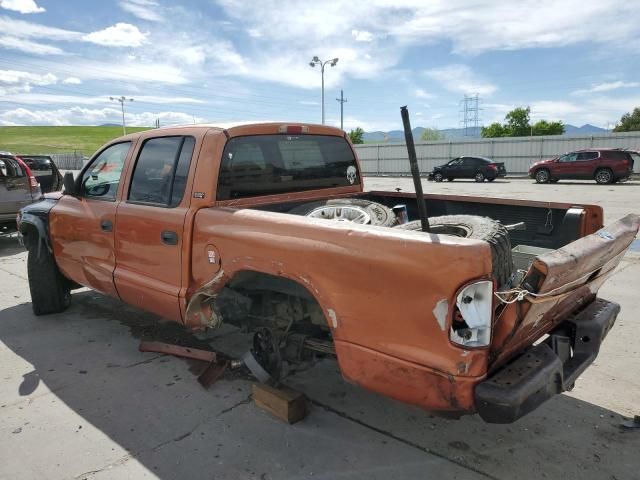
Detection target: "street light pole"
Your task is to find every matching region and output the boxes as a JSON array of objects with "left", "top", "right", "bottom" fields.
[
  {"left": 309, "top": 56, "right": 338, "bottom": 125},
  {"left": 110, "top": 96, "right": 134, "bottom": 135}
]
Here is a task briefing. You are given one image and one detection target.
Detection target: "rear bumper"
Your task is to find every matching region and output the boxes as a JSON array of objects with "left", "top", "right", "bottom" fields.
[{"left": 475, "top": 298, "right": 619, "bottom": 423}]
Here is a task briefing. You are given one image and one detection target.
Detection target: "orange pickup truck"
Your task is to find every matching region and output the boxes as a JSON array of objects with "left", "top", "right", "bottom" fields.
[{"left": 17, "top": 123, "right": 639, "bottom": 423}]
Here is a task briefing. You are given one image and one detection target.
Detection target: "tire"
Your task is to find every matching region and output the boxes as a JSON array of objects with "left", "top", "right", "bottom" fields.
[
  {"left": 595, "top": 168, "right": 613, "bottom": 185},
  {"left": 395, "top": 215, "right": 513, "bottom": 287},
  {"left": 433, "top": 172, "right": 444, "bottom": 182},
  {"left": 535, "top": 169, "right": 550, "bottom": 184},
  {"left": 474, "top": 172, "right": 485, "bottom": 182},
  {"left": 27, "top": 247, "right": 71, "bottom": 316},
  {"left": 289, "top": 199, "right": 397, "bottom": 227},
  {"left": 447, "top": 177, "right": 454, "bottom": 182}
]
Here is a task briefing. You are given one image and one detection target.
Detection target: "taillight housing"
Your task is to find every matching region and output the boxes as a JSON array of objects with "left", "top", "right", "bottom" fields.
[
  {"left": 450, "top": 280, "right": 493, "bottom": 348},
  {"left": 488, "top": 163, "right": 498, "bottom": 171},
  {"left": 15, "top": 156, "right": 40, "bottom": 193}
]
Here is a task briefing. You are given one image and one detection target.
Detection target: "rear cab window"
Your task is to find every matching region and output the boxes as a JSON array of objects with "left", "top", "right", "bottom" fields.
[
  {"left": 217, "top": 134, "right": 359, "bottom": 200},
  {"left": 128, "top": 136, "right": 195, "bottom": 207}
]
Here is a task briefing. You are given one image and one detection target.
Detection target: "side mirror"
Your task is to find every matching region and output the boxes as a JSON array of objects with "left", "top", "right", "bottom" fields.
[{"left": 63, "top": 172, "right": 77, "bottom": 195}]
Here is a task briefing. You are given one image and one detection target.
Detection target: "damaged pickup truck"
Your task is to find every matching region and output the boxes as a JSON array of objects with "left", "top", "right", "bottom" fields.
[{"left": 17, "top": 122, "right": 639, "bottom": 423}]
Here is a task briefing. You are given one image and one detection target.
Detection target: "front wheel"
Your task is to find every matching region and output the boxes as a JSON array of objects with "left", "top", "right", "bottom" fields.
[
  {"left": 433, "top": 172, "right": 444, "bottom": 182},
  {"left": 535, "top": 169, "right": 550, "bottom": 183},
  {"left": 27, "top": 248, "right": 71, "bottom": 315},
  {"left": 474, "top": 172, "right": 485, "bottom": 182}
]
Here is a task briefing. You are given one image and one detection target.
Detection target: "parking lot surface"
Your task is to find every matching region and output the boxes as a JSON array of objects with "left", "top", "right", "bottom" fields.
[{"left": 0, "top": 178, "right": 638, "bottom": 480}]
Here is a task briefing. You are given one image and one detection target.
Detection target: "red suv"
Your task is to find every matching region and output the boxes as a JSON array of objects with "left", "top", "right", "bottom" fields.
[{"left": 529, "top": 148, "right": 637, "bottom": 184}]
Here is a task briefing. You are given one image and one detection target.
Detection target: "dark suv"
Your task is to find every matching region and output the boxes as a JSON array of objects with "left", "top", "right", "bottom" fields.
[
  {"left": 429, "top": 156, "right": 507, "bottom": 182},
  {"left": 529, "top": 149, "right": 637, "bottom": 184}
]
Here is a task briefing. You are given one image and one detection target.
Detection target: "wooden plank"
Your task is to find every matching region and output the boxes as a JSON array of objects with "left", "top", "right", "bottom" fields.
[
  {"left": 139, "top": 341, "right": 217, "bottom": 363},
  {"left": 252, "top": 383, "right": 308, "bottom": 424}
]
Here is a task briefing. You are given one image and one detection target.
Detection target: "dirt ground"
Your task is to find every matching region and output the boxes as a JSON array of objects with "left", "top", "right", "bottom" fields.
[{"left": 0, "top": 177, "right": 638, "bottom": 480}]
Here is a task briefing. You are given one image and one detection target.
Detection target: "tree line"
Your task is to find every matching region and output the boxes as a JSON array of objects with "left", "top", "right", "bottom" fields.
[{"left": 347, "top": 105, "right": 640, "bottom": 144}]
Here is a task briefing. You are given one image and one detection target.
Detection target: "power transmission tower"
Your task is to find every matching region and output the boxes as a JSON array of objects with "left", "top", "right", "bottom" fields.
[
  {"left": 336, "top": 89, "right": 347, "bottom": 131},
  {"left": 459, "top": 94, "right": 481, "bottom": 137}
]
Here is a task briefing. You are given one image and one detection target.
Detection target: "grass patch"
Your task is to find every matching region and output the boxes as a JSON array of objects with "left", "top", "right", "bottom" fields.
[{"left": 0, "top": 126, "right": 150, "bottom": 156}]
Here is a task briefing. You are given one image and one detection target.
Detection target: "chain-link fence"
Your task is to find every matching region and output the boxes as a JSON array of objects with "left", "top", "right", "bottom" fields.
[{"left": 46, "top": 152, "right": 86, "bottom": 170}]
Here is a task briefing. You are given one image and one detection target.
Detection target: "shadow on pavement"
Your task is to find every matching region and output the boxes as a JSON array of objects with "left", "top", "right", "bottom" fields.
[
  {"left": 0, "top": 234, "right": 24, "bottom": 258},
  {"left": 0, "top": 291, "right": 638, "bottom": 480}
]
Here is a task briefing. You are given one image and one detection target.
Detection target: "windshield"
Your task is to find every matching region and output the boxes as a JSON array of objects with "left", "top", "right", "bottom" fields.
[{"left": 217, "top": 134, "right": 360, "bottom": 200}]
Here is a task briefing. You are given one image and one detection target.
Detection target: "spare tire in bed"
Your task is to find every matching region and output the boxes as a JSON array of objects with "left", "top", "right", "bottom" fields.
[
  {"left": 289, "top": 199, "right": 397, "bottom": 227},
  {"left": 395, "top": 215, "right": 513, "bottom": 287}
]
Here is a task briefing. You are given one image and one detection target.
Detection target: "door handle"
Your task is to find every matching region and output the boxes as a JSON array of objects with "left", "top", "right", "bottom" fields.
[
  {"left": 100, "top": 220, "right": 113, "bottom": 232},
  {"left": 161, "top": 230, "right": 178, "bottom": 245}
]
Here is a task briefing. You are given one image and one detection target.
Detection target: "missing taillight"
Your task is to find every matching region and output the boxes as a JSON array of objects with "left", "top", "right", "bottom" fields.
[{"left": 450, "top": 280, "right": 494, "bottom": 348}]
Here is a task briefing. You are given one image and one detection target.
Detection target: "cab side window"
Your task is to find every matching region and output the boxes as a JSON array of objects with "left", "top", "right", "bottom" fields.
[
  {"left": 577, "top": 152, "right": 598, "bottom": 161},
  {"left": 559, "top": 153, "right": 578, "bottom": 163},
  {"left": 128, "top": 136, "right": 195, "bottom": 207},
  {"left": 80, "top": 142, "right": 131, "bottom": 201}
]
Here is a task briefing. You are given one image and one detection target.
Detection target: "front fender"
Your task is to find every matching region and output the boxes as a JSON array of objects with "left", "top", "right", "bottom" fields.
[{"left": 18, "top": 197, "right": 58, "bottom": 258}]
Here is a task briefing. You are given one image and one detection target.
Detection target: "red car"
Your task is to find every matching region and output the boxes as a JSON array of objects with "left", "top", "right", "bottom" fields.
[{"left": 529, "top": 148, "right": 637, "bottom": 184}]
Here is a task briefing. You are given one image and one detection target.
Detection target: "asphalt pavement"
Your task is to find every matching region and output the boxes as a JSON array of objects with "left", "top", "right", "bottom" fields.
[{"left": 0, "top": 177, "right": 638, "bottom": 480}]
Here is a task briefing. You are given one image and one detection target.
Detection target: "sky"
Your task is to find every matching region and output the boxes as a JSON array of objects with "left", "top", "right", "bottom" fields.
[{"left": 0, "top": 0, "right": 639, "bottom": 131}]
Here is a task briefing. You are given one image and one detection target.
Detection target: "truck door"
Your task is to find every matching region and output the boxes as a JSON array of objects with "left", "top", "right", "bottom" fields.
[
  {"left": 114, "top": 135, "right": 196, "bottom": 322},
  {"left": 49, "top": 142, "right": 132, "bottom": 297}
]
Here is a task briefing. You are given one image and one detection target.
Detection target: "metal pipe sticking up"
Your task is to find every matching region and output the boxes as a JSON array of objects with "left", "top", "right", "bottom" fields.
[{"left": 400, "top": 106, "right": 430, "bottom": 232}]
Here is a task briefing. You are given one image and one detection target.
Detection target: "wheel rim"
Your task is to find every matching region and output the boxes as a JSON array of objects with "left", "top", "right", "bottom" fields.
[
  {"left": 434, "top": 173, "right": 443, "bottom": 182},
  {"left": 536, "top": 170, "right": 548, "bottom": 182},
  {"left": 596, "top": 170, "right": 611, "bottom": 183},
  {"left": 475, "top": 173, "right": 484, "bottom": 181},
  {"left": 307, "top": 205, "right": 371, "bottom": 224}
]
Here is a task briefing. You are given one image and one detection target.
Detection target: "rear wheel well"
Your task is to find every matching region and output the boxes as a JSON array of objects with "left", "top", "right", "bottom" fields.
[{"left": 212, "top": 271, "right": 330, "bottom": 334}]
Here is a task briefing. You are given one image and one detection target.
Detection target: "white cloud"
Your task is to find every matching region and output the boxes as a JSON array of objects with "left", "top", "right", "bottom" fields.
[
  {"left": 0, "top": 93, "right": 203, "bottom": 106},
  {"left": 83, "top": 23, "right": 149, "bottom": 48},
  {"left": 62, "top": 77, "right": 82, "bottom": 85},
  {"left": 0, "top": 0, "right": 44, "bottom": 14},
  {"left": 414, "top": 88, "right": 433, "bottom": 99},
  {"left": 351, "top": 29, "right": 374, "bottom": 42},
  {"left": 0, "top": 16, "right": 80, "bottom": 40},
  {"left": 0, "top": 69, "right": 56, "bottom": 86},
  {"left": 0, "top": 35, "right": 65, "bottom": 55},
  {"left": 0, "top": 106, "right": 205, "bottom": 126},
  {"left": 572, "top": 81, "right": 640, "bottom": 95},
  {"left": 425, "top": 64, "right": 497, "bottom": 96},
  {"left": 119, "top": 0, "right": 163, "bottom": 22}
]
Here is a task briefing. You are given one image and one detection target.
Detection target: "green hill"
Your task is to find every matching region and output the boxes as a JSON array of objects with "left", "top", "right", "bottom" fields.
[{"left": 0, "top": 126, "right": 150, "bottom": 156}]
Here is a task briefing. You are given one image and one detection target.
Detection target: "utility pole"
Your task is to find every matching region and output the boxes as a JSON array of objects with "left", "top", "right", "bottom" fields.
[
  {"left": 336, "top": 89, "right": 347, "bottom": 131},
  {"left": 110, "top": 96, "right": 134, "bottom": 135}
]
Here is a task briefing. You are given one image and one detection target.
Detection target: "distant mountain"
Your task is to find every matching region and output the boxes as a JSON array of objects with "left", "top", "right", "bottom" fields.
[{"left": 362, "top": 124, "right": 608, "bottom": 143}]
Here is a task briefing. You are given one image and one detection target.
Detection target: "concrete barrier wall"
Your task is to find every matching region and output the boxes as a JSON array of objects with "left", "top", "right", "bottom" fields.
[{"left": 354, "top": 131, "right": 640, "bottom": 175}]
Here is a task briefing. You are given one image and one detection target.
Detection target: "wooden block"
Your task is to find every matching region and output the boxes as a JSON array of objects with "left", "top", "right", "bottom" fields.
[{"left": 252, "top": 383, "right": 309, "bottom": 424}]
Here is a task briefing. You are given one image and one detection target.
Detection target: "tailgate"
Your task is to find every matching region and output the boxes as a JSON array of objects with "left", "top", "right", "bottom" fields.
[{"left": 490, "top": 214, "right": 639, "bottom": 367}]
